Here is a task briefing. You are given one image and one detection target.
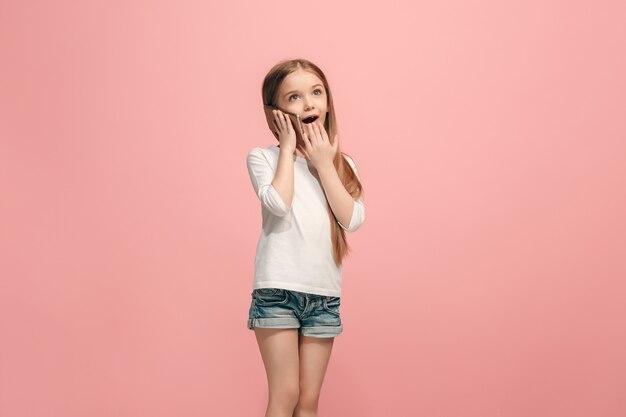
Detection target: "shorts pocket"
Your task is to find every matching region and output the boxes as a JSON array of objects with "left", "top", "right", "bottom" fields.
[
  {"left": 254, "top": 288, "right": 289, "bottom": 306},
  {"left": 322, "top": 296, "right": 340, "bottom": 315}
]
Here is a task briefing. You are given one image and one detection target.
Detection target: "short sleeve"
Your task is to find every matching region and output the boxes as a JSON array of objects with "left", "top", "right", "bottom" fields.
[
  {"left": 337, "top": 154, "right": 365, "bottom": 232},
  {"left": 246, "top": 148, "right": 291, "bottom": 217}
]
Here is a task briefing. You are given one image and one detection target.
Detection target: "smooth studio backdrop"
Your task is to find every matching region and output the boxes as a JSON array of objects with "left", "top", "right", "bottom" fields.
[{"left": 1, "top": 1, "right": 625, "bottom": 416}]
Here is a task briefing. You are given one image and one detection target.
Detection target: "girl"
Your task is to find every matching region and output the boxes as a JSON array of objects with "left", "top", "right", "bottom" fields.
[{"left": 246, "top": 58, "right": 365, "bottom": 417}]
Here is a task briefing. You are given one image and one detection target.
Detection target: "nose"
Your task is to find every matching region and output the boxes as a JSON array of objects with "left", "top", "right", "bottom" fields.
[{"left": 303, "top": 95, "right": 314, "bottom": 110}]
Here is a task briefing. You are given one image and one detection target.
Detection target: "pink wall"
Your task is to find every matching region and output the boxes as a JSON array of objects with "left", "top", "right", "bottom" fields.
[{"left": 1, "top": 1, "right": 625, "bottom": 416}]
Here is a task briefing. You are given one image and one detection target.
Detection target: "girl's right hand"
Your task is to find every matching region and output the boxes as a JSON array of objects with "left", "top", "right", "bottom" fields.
[{"left": 272, "top": 109, "right": 297, "bottom": 153}]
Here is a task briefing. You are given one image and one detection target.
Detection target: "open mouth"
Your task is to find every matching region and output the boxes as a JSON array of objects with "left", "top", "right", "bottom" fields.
[{"left": 302, "top": 115, "right": 319, "bottom": 124}]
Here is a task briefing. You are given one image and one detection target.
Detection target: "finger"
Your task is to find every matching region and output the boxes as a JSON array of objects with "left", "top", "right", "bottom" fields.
[
  {"left": 274, "top": 110, "right": 284, "bottom": 131},
  {"left": 307, "top": 123, "right": 319, "bottom": 145},
  {"left": 317, "top": 121, "right": 329, "bottom": 141},
  {"left": 275, "top": 110, "right": 283, "bottom": 130},
  {"left": 313, "top": 122, "right": 325, "bottom": 144},
  {"left": 306, "top": 123, "right": 316, "bottom": 145},
  {"left": 278, "top": 111, "right": 287, "bottom": 130},
  {"left": 284, "top": 113, "right": 292, "bottom": 132},
  {"left": 305, "top": 124, "right": 315, "bottom": 152}
]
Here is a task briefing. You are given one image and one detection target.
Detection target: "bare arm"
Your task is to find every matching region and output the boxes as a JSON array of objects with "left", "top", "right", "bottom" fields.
[{"left": 315, "top": 155, "right": 365, "bottom": 232}]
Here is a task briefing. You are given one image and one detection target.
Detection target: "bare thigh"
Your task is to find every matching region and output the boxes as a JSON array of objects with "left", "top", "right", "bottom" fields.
[
  {"left": 255, "top": 328, "right": 300, "bottom": 405},
  {"left": 295, "top": 335, "right": 334, "bottom": 410}
]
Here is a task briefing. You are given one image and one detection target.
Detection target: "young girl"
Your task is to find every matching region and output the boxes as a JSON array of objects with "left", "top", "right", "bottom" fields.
[{"left": 246, "top": 58, "right": 365, "bottom": 417}]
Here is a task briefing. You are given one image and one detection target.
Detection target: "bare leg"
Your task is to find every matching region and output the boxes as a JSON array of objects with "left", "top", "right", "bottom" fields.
[
  {"left": 292, "top": 334, "right": 334, "bottom": 417},
  {"left": 255, "top": 328, "right": 300, "bottom": 417}
]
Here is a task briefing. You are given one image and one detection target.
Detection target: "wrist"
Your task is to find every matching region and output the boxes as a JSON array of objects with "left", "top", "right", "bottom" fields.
[
  {"left": 278, "top": 147, "right": 296, "bottom": 159},
  {"left": 277, "top": 144, "right": 295, "bottom": 152},
  {"left": 316, "top": 159, "right": 336, "bottom": 172}
]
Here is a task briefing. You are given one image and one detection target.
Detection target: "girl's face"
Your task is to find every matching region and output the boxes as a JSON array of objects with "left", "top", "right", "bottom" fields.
[{"left": 276, "top": 69, "right": 328, "bottom": 128}]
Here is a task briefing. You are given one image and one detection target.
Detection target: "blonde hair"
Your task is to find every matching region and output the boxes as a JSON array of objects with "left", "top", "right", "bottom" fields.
[{"left": 261, "top": 58, "right": 363, "bottom": 267}]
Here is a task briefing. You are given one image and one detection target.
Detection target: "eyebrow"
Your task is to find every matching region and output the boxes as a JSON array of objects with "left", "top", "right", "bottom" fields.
[{"left": 283, "top": 84, "right": 324, "bottom": 98}]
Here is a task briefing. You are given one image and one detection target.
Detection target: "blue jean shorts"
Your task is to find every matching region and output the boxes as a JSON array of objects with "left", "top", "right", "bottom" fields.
[{"left": 247, "top": 288, "right": 342, "bottom": 338}]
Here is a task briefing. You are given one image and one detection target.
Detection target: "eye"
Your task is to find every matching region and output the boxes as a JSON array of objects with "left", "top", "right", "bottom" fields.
[{"left": 288, "top": 88, "right": 324, "bottom": 101}]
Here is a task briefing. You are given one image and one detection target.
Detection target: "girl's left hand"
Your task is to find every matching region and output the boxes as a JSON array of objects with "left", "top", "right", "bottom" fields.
[{"left": 300, "top": 120, "right": 339, "bottom": 169}]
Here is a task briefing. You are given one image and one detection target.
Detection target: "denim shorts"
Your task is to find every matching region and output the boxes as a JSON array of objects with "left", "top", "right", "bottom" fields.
[{"left": 247, "top": 288, "right": 342, "bottom": 338}]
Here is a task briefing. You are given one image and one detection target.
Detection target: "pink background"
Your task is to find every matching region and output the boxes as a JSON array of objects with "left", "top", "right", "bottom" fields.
[{"left": 1, "top": 1, "right": 625, "bottom": 416}]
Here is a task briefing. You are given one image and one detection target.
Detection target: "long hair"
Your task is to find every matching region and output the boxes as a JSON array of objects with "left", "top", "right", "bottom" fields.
[{"left": 261, "top": 58, "right": 363, "bottom": 267}]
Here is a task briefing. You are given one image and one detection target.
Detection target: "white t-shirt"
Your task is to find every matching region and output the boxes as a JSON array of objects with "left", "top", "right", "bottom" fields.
[{"left": 246, "top": 144, "right": 365, "bottom": 297}]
